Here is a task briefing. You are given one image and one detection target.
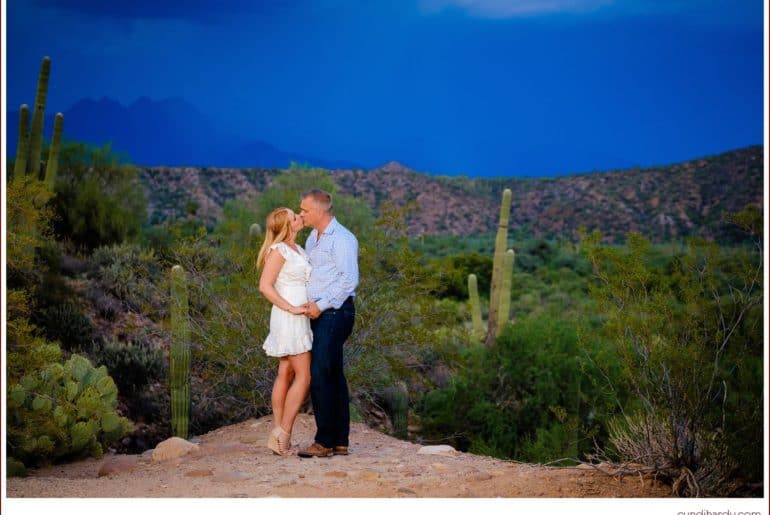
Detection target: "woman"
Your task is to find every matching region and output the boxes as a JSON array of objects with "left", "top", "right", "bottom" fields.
[{"left": 257, "top": 207, "right": 313, "bottom": 456}]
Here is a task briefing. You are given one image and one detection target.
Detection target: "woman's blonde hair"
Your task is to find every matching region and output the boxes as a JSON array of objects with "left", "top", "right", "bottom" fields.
[{"left": 256, "top": 207, "right": 293, "bottom": 268}]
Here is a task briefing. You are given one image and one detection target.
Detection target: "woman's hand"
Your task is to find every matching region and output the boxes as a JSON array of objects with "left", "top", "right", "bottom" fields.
[{"left": 288, "top": 304, "right": 308, "bottom": 315}]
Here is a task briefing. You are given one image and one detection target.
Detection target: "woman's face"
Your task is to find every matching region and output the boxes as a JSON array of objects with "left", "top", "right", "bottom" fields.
[{"left": 287, "top": 209, "right": 304, "bottom": 233}]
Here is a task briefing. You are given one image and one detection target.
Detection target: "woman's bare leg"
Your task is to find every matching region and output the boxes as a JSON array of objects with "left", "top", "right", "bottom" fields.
[
  {"left": 279, "top": 352, "right": 311, "bottom": 434},
  {"left": 271, "top": 357, "right": 293, "bottom": 427}
]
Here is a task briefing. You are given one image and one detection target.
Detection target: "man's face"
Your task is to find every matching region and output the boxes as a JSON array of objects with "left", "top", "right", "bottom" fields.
[
  {"left": 299, "top": 197, "right": 320, "bottom": 228},
  {"left": 287, "top": 209, "right": 304, "bottom": 233}
]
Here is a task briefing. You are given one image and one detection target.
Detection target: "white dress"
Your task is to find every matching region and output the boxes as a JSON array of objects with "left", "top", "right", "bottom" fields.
[{"left": 262, "top": 242, "right": 313, "bottom": 357}]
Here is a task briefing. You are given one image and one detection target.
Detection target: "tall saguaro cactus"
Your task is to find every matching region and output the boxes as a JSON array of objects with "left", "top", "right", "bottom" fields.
[
  {"left": 496, "top": 249, "right": 515, "bottom": 337},
  {"left": 468, "top": 273, "right": 484, "bottom": 340},
  {"left": 465, "top": 189, "right": 516, "bottom": 344},
  {"left": 485, "top": 188, "right": 512, "bottom": 346},
  {"left": 13, "top": 105, "right": 30, "bottom": 178},
  {"left": 44, "top": 113, "right": 64, "bottom": 190},
  {"left": 26, "top": 56, "right": 51, "bottom": 178},
  {"left": 14, "top": 56, "right": 63, "bottom": 191},
  {"left": 170, "top": 265, "right": 191, "bottom": 439}
]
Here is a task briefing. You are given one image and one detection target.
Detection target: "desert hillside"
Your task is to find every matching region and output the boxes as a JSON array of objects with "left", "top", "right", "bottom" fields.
[{"left": 139, "top": 146, "right": 763, "bottom": 241}]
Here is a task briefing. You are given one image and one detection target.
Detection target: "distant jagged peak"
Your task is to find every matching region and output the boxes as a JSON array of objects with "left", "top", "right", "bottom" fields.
[
  {"left": 376, "top": 161, "right": 413, "bottom": 173},
  {"left": 68, "top": 96, "right": 124, "bottom": 110}
]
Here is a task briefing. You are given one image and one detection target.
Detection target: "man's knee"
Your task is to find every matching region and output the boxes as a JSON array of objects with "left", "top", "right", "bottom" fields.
[{"left": 311, "top": 361, "right": 332, "bottom": 382}]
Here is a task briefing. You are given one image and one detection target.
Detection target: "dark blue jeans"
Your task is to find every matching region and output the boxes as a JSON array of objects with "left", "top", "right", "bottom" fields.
[{"left": 310, "top": 297, "right": 355, "bottom": 448}]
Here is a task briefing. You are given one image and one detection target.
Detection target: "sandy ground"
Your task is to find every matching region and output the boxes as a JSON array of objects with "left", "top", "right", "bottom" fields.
[{"left": 6, "top": 414, "right": 670, "bottom": 498}]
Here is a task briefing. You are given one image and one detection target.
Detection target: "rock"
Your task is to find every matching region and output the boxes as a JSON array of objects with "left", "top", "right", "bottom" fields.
[
  {"left": 417, "top": 445, "right": 458, "bottom": 456},
  {"left": 430, "top": 463, "right": 450, "bottom": 472},
  {"left": 397, "top": 487, "right": 417, "bottom": 495},
  {"left": 152, "top": 437, "right": 199, "bottom": 462},
  {"left": 472, "top": 472, "right": 493, "bottom": 481},
  {"left": 97, "top": 455, "right": 140, "bottom": 477},
  {"left": 324, "top": 471, "right": 348, "bottom": 478}
]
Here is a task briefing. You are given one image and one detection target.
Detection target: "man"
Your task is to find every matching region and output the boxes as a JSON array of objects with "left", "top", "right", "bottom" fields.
[{"left": 297, "top": 189, "right": 359, "bottom": 458}]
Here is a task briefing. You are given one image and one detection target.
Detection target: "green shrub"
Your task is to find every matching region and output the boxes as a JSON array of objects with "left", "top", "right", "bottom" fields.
[
  {"left": 428, "top": 252, "right": 493, "bottom": 300},
  {"left": 31, "top": 302, "right": 94, "bottom": 352},
  {"left": 91, "top": 243, "right": 165, "bottom": 318},
  {"left": 5, "top": 175, "right": 54, "bottom": 290},
  {"left": 51, "top": 143, "right": 146, "bottom": 251},
  {"left": 85, "top": 285, "right": 122, "bottom": 320},
  {"left": 582, "top": 211, "right": 763, "bottom": 496},
  {"left": 418, "top": 314, "right": 617, "bottom": 463},
  {"left": 96, "top": 338, "right": 166, "bottom": 396},
  {"left": 6, "top": 457, "right": 28, "bottom": 478}
]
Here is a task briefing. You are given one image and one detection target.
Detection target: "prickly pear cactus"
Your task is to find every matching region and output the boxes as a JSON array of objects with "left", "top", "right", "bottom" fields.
[{"left": 5, "top": 354, "right": 132, "bottom": 470}]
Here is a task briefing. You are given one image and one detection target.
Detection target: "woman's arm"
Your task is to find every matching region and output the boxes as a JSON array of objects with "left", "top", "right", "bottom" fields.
[{"left": 259, "top": 249, "right": 307, "bottom": 314}]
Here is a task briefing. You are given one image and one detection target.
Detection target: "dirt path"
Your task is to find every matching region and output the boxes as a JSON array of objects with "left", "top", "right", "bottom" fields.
[{"left": 7, "top": 414, "right": 670, "bottom": 498}]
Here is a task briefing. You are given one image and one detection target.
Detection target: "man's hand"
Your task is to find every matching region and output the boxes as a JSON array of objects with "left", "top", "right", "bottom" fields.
[{"left": 305, "top": 301, "right": 321, "bottom": 319}]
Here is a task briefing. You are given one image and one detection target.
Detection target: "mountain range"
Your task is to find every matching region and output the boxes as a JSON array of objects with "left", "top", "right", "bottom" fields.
[
  {"left": 139, "top": 146, "right": 763, "bottom": 243},
  {"left": 6, "top": 96, "right": 763, "bottom": 241},
  {"left": 6, "top": 96, "right": 361, "bottom": 169}
]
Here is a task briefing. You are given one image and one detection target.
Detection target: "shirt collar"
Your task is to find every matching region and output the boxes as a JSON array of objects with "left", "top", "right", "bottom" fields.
[
  {"left": 319, "top": 217, "right": 338, "bottom": 236},
  {"left": 310, "top": 217, "right": 337, "bottom": 241}
]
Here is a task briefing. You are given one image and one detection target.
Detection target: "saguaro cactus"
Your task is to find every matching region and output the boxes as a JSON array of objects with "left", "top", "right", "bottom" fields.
[
  {"left": 385, "top": 381, "right": 409, "bottom": 439},
  {"left": 465, "top": 189, "right": 517, "bottom": 344},
  {"left": 485, "top": 188, "right": 512, "bottom": 345},
  {"left": 14, "top": 56, "right": 63, "bottom": 191},
  {"left": 26, "top": 56, "right": 51, "bottom": 178},
  {"left": 13, "top": 105, "right": 30, "bottom": 178},
  {"left": 496, "top": 249, "right": 515, "bottom": 337},
  {"left": 468, "top": 273, "right": 484, "bottom": 340},
  {"left": 44, "top": 113, "right": 64, "bottom": 190},
  {"left": 170, "top": 265, "right": 191, "bottom": 439}
]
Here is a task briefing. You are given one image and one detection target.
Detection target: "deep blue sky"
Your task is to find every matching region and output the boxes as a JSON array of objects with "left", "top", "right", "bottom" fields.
[{"left": 5, "top": 0, "right": 765, "bottom": 177}]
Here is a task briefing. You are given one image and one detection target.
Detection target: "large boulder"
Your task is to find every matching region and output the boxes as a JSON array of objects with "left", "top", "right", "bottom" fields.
[{"left": 152, "top": 436, "right": 199, "bottom": 462}]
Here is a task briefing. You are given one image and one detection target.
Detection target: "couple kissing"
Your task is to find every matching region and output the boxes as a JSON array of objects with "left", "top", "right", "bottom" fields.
[{"left": 256, "top": 189, "right": 358, "bottom": 458}]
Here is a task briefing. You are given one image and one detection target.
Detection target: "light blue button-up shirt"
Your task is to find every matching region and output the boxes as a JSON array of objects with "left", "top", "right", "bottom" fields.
[{"left": 305, "top": 217, "right": 359, "bottom": 312}]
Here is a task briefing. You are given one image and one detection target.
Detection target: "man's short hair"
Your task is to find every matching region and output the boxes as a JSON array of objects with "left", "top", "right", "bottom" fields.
[{"left": 302, "top": 189, "right": 333, "bottom": 212}]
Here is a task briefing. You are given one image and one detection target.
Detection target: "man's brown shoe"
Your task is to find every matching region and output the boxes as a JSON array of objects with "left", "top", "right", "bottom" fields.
[
  {"left": 297, "top": 442, "right": 333, "bottom": 458},
  {"left": 333, "top": 446, "right": 349, "bottom": 455}
]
